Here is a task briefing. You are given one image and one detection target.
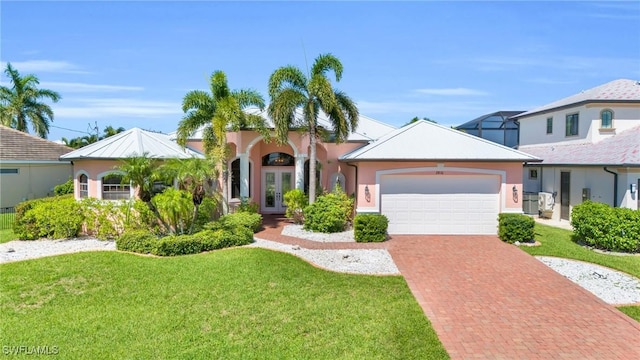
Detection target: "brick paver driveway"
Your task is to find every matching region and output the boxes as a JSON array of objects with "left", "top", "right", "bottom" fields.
[{"left": 387, "top": 235, "right": 640, "bottom": 359}]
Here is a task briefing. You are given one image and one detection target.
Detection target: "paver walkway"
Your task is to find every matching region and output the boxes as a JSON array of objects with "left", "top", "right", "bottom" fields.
[{"left": 257, "top": 216, "right": 640, "bottom": 359}]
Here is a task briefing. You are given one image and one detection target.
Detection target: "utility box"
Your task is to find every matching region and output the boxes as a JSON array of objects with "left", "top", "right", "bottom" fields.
[
  {"left": 523, "top": 192, "right": 539, "bottom": 215},
  {"left": 582, "top": 188, "right": 591, "bottom": 202}
]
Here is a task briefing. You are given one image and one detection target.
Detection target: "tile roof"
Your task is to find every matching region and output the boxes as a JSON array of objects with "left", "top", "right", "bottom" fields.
[
  {"left": 170, "top": 107, "right": 397, "bottom": 142},
  {"left": 0, "top": 125, "right": 73, "bottom": 161},
  {"left": 60, "top": 127, "right": 204, "bottom": 160},
  {"left": 340, "top": 120, "right": 540, "bottom": 162},
  {"left": 514, "top": 79, "right": 640, "bottom": 118},
  {"left": 518, "top": 125, "right": 640, "bottom": 166}
]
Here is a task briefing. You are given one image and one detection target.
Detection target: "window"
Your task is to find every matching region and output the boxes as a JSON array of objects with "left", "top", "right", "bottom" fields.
[
  {"left": 0, "top": 168, "right": 19, "bottom": 174},
  {"left": 600, "top": 109, "right": 613, "bottom": 129},
  {"left": 565, "top": 113, "right": 579, "bottom": 136},
  {"left": 529, "top": 169, "right": 538, "bottom": 179},
  {"left": 102, "top": 174, "right": 130, "bottom": 200},
  {"left": 230, "top": 158, "right": 251, "bottom": 199},
  {"left": 262, "top": 152, "right": 294, "bottom": 166},
  {"left": 546, "top": 117, "right": 553, "bottom": 134},
  {"left": 79, "top": 174, "right": 88, "bottom": 198}
]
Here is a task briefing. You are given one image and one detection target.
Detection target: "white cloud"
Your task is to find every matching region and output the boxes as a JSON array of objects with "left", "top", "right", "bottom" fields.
[
  {"left": 41, "top": 82, "right": 144, "bottom": 92},
  {"left": 1, "top": 60, "right": 87, "bottom": 74},
  {"left": 53, "top": 98, "right": 182, "bottom": 119},
  {"left": 415, "top": 88, "right": 489, "bottom": 96}
]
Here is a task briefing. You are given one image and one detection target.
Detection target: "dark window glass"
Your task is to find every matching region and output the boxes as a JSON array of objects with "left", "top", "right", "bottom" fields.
[
  {"left": 0, "top": 168, "right": 18, "bottom": 174},
  {"left": 231, "top": 159, "right": 251, "bottom": 199},
  {"left": 565, "top": 114, "right": 579, "bottom": 136},
  {"left": 79, "top": 174, "right": 88, "bottom": 198},
  {"left": 546, "top": 117, "right": 553, "bottom": 134},
  {"left": 262, "top": 153, "right": 294, "bottom": 166},
  {"left": 601, "top": 110, "right": 613, "bottom": 129},
  {"left": 102, "top": 174, "right": 130, "bottom": 200}
]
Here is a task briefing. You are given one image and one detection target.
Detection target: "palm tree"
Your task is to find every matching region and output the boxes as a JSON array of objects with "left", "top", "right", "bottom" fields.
[
  {"left": 268, "top": 53, "right": 359, "bottom": 203},
  {"left": 117, "top": 154, "right": 170, "bottom": 233},
  {"left": 161, "top": 157, "right": 218, "bottom": 234},
  {"left": 0, "top": 62, "right": 61, "bottom": 138},
  {"left": 101, "top": 125, "right": 125, "bottom": 139},
  {"left": 176, "top": 71, "right": 267, "bottom": 214}
]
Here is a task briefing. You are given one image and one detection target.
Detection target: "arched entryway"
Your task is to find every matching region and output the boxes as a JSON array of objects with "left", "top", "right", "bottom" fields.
[{"left": 261, "top": 152, "right": 294, "bottom": 213}]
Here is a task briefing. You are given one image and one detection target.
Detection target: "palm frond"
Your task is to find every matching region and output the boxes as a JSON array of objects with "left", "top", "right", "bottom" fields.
[
  {"left": 210, "top": 71, "right": 231, "bottom": 101},
  {"left": 233, "top": 89, "right": 265, "bottom": 110},
  {"left": 310, "top": 53, "right": 343, "bottom": 81},
  {"left": 268, "top": 66, "right": 308, "bottom": 98}
]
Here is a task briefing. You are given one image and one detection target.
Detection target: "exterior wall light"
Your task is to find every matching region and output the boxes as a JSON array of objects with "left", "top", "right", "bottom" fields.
[{"left": 364, "top": 185, "right": 371, "bottom": 202}]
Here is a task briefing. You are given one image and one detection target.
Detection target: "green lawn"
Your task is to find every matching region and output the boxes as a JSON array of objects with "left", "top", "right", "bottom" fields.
[
  {"left": 0, "top": 249, "right": 448, "bottom": 359},
  {"left": 0, "top": 213, "right": 16, "bottom": 243},
  {"left": 520, "top": 223, "right": 640, "bottom": 322},
  {"left": 0, "top": 229, "right": 16, "bottom": 243}
]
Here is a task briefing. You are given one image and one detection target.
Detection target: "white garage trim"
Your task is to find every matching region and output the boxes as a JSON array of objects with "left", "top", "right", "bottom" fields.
[{"left": 373, "top": 166, "right": 506, "bottom": 213}]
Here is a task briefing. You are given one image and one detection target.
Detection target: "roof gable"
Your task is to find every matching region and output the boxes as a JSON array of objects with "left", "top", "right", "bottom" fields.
[
  {"left": 60, "top": 128, "right": 203, "bottom": 160},
  {"left": 515, "top": 79, "right": 640, "bottom": 118},
  {"left": 0, "top": 125, "right": 73, "bottom": 161},
  {"left": 340, "top": 120, "right": 540, "bottom": 162}
]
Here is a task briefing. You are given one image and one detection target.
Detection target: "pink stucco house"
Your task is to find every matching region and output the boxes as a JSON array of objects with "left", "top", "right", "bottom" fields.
[{"left": 61, "top": 112, "right": 539, "bottom": 235}]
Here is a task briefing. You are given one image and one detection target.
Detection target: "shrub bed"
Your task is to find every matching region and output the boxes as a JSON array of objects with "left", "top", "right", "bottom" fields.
[
  {"left": 354, "top": 214, "right": 388, "bottom": 242},
  {"left": 498, "top": 213, "right": 535, "bottom": 244},
  {"left": 303, "top": 190, "right": 354, "bottom": 233},
  {"left": 571, "top": 201, "right": 640, "bottom": 253},
  {"left": 283, "top": 189, "right": 307, "bottom": 224},
  {"left": 205, "top": 212, "right": 263, "bottom": 233},
  {"left": 13, "top": 195, "right": 84, "bottom": 240}
]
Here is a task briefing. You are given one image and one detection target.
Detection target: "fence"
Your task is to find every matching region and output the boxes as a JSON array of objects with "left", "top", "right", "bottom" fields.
[{"left": 0, "top": 207, "right": 16, "bottom": 230}]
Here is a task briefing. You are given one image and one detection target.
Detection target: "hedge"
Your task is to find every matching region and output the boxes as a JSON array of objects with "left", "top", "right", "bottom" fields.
[
  {"left": 13, "top": 195, "right": 84, "bottom": 240},
  {"left": 497, "top": 213, "right": 535, "bottom": 244},
  {"left": 571, "top": 201, "right": 640, "bottom": 253},
  {"left": 354, "top": 214, "right": 388, "bottom": 242},
  {"left": 303, "top": 191, "right": 354, "bottom": 233}
]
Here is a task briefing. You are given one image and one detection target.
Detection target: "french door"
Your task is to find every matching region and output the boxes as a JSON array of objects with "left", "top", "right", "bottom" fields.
[
  {"left": 262, "top": 169, "right": 294, "bottom": 213},
  {"left": 560, "top": 171, "right": 570, "bottom": 221}
]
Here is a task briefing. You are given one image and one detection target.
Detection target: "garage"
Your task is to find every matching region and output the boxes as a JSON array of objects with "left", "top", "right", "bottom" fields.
[{"left": 380, "top": 174, "right": 500, "bottom": 235}]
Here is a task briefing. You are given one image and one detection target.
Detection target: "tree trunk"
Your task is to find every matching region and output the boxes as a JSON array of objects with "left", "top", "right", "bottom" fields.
[
  {"left": 221, "top": 160, "right": 229, "bottom": 214},
  {"left": 309, "top": 125, "right": 317, "bottom": 204}
]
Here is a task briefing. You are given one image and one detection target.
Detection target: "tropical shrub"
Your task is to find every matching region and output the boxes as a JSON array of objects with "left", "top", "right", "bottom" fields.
[
  {"left": 53, "top": 178, "right": 74, "bottom": 196},
  {"left": 303, "top": 189, "right": 354, "bottom": 233},
  {"left": 236, "top": 197, "right": 259, "bottom": 214},
  {"left": 81, "top": 198, "right": 127, "bottom": 240},
  {"left": 116, "top": 230, "right": 158, "bottom": 254},
  {"left": 498, "top": 213, "right": 535, "bottom": 244},
  {"left": 154, "top": 235, "right": 204, "bottom": 256},
  {"left": 13, "top": 195, "right": 84, "bottom": 240},
  {"left": 192, "top": 197, "right": 217, "bottom": 232},
  {"left": 571, "top": 201, "right": 640, "bottom": 253},
  {"left": 206, "top": 212, "right": 262, "bottom": 233},
  {"left": 354, "top": 214, "right": 389, "bottom": 242},
  {"left": 283, "top": 189, "right": 307, "bottom": 224},
  {"left": 152, "top": 188, "right": 194, "bottom": 234}
]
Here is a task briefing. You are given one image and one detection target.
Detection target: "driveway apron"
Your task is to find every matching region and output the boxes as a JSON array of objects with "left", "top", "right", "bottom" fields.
[{"left": 387, "top": 235, "right": 640, "bottom": 360}]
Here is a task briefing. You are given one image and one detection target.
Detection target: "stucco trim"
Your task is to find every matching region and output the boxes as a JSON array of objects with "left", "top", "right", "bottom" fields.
[{"left": 244, "top": 135, "right": 300, "bottom": 157}]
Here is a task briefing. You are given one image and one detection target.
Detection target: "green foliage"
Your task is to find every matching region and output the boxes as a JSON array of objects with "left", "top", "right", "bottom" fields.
[
  {"left": 13, "top": 195, "right": 83, "bottom": 240},
  {"left": 284, "top": 189, "right": 307, "bottom": 224},
  {"left": 116, "top": 230, "right": 158, "bottom": 254},
  {"left": 193, "top": 197, "right": 217, "bottom": 232},
  {"left": 571, "top": 201, "right": 640, "bottom": 253},
  {"left": 154, "top": 235, "right": 204, "bottom": 256},
  {"left": 53, "top": 178, "right": 74, "bottom": 196},
  {"left": 354, "top": 214, "right": 389, "bottom": 242},
  {"left": 152, "top": 188, "right": 194, "bottom": 234},
  {"left": 236, "top": 197, "right": 259, "bottom": 214},
  {"left": 498, "top": 213, "right": 535, "bottom": 244},
  {"left": 207, "top": 212, "right": 262, "bottom": 233},
  {"left": 127, "top": 200, "right": 160, "bottom": 233},
  {"left": 303, "top": 189, "right": 354, "bottom": 233},
  {"left": 81, "top": 198, "right": 128, "bottom": 240}
]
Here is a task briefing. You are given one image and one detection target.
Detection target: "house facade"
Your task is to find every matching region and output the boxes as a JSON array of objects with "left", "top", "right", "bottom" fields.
[
  {"left": 63, "top": 111, "right": 536, "bottom": 235},
  {"left": 515, "top": 79, "right": 640, "bottom": 221},
  {"left": 0, "top": 125, "right": 74, "bottom": 208}
]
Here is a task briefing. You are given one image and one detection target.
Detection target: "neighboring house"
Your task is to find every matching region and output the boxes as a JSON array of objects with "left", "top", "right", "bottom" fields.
[
  {"left": 0, "top": 125, "right": 74, "bottom": 208},
  {"left": 515, "top": 79, "right": 640, "bottom": 221},
  {"left": 66, "top": 112, "right": 538, "bottom": 235},
  {"left": 455, "top": 110, "right": 524, "bottom": 148},
  {"left": 60, "top": 128, "right": 203, "bottom": 200}
]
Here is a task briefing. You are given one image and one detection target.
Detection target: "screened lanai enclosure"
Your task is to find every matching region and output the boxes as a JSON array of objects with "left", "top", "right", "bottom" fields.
[{"left": 456, "top": 111, "right": 524, "bottom": 148}]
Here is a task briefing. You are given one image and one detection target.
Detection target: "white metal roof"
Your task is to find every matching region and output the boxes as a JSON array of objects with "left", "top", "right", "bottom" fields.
[
  {"left": 514, "top": 79, "right": 640, "bottom": 118},
  {"left": 170, "top": 107, "right": 396, "bottom": 142},
  {"left": 60, "top": 128, "right": 204, "bottom": 160},
  {"left": 340, "top": 120, "right": 541, "bottom": 162}
]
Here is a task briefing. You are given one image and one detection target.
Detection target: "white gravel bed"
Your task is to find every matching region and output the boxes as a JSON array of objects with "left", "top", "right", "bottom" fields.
[
  {"left": 250, "top": 237, "right": 399, "bottom": 275},
  {"left": 537, "top": 256, "right": 640, "bottom": 305},
  {"left": 0, "top": 239, "right": 116, "bottom": 264},
  {"left": 281, "top": 224, "right": 355, "bottom": 242}
]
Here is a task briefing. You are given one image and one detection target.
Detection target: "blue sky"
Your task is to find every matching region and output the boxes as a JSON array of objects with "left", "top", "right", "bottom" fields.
[{"left": 2, "top": 1, "right": 639, "bottom": 141}]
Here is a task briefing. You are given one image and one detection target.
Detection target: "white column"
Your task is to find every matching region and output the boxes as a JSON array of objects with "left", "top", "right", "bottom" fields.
[
  {"left": 295, "top": 154, "right": 306, "bottom": 190},
  {"left": 240, "top": 153, "right": 249, "bottom": 198}
]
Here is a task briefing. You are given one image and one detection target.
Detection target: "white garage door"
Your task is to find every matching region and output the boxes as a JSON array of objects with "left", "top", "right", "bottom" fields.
[{"left": 380, "top": 174, "right": 500, "bottom": 235}]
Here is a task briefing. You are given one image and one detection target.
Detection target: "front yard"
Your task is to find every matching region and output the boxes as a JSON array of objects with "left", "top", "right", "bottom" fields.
[
  {"left": 521, "top": 223, "right": 640, "bottom": 322},
  {"left": 0, "top": 248, "right": 448, "bottom": 359}
]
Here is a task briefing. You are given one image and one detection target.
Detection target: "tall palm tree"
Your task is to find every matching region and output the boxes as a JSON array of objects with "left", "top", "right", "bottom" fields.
[
  {"left": 268, "top": 53, "right": 359, "bottom": 203},
  {"left": 161, "top": 157, "right": 218, "bottom": 234},
  {"left": 176, "top": 71, "right": 267, "bottom": 214},
  {"left": 0, "top": 62, "right": 61, "bottom": 138}
]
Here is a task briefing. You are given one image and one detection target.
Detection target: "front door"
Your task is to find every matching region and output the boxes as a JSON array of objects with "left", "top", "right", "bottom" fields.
[
  {"left": 560, "top": 171, "right": 570, "bottom": 220},
  {"left": 262, "top": 169, "right": 293, "bottom": 213}
]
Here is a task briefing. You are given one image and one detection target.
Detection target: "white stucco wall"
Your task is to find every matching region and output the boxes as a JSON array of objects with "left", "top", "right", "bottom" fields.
[
  {"left": 518, "top": 104, "right": 640, "bottom": 146},
  {"left": 0, "top": 162, "right": 73, "bottom": 208}
]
